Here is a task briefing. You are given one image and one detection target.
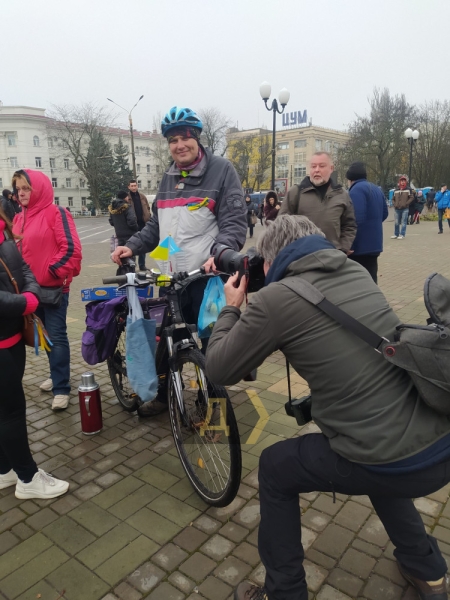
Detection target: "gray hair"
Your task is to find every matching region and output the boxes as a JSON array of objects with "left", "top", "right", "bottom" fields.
[{"left": 257, "top": 215, "right": 325, "bottom": 264}]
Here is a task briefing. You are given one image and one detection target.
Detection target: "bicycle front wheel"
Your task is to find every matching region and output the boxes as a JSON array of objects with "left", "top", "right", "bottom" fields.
[
  {"left": 168, "top": 348, "right": 241, "bottom": 507},
  {"left": 107, "top": 323, "right": 139, "bottom": 412}
]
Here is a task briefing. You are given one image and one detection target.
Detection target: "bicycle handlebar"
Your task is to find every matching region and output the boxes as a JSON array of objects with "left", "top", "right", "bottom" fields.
[{"left": 102, "top": 268, "right": 204, "bottom": 287}]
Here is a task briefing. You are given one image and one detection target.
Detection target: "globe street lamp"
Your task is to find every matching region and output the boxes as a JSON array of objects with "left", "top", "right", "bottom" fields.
[
  {"left": 107, "top": 95, "right": 144, "bottom": 180},
  {"left": 259, "top": 82, "right": 290, "bottom": 191},
  {"left": 404, "top": 127, "right": 419, "bottom": 184}
]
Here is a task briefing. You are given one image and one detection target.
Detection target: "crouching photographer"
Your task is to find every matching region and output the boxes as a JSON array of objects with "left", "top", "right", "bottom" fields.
[{"left": 205, "top": 215, "right": 450, "bottom": 600}]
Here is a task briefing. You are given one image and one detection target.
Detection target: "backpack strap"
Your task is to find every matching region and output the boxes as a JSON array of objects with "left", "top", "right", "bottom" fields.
[
  {"left": 290, "top": 184, "right": 301, "bottom": 214},
  {"left": 280, "top": 277, "right": 387, "bottom": 351}
]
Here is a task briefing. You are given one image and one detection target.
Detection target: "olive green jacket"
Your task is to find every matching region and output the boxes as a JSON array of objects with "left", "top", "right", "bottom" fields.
[
  {"left": 279, "top": 177, "right": 356, "bottom": 252},
  {"left": 206, "top": 250, "right": 450, "bottom": 464}
]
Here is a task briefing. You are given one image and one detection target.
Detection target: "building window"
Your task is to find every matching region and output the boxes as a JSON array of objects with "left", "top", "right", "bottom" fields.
[
  {"left": 294, "top": 166, "right": 306, "bottom": 178},
  {"left": 80, "top": 179, "right": 85, "bottom": 188},
  {"left": 7, "top": 135, "right": 16, "bottom": 146},
  {"left": 294, "top": 152, "right": 306, "bottom": 163},
  {"left": 62, "top": 141, "right": 68, "bottom": 149},
  {"left": 147, "top": 180, "right": 151, "bottom": 189},
  {"left": 146, "top": 164, "right": 151, "bottom": 173},
  {"left": 33, "top": 135, "right": 40, "bottom": 147},
  {"left": 54, "top": 197, "right": 60, "bottom": 205},
  {"left": 10, "top": 157, "right": 18, "bottom": 168},
  {"left": 135, "top": 148, "right": 140, "bottom": 156},
  {"left": 35, "top": 157, "right": 42, "bottom": 168},
  {"left": 68, "top": 198, "right": 73, "bottom": 207},
  {"left": 276, "top": 167, "right": 289, "bottom": 178},
  {"left": 64, "top": 158, "right": 69, "bottom": 169},
  {"left": 137, "top": 164, "right": 141, "bottom": 173},
  {"left": 315, "top": 139, "right": 322, "bottom": 152},
  {"left": 52, "top": 178, "right": 57, "bottom": 188},
  {"left": 48, "top": 138, "right": 53, "bottom": 148},
  {"left": 277, "top": 142, "right": 289, "bottom": 150},
  {"left": 81, "top": 197, "right": 87, "bottom": 206},
  {"left": 277, "top": 155, "right": 289, "bottom": 166},
  {"left": 145, "top": 148, "right": 150, "bottom": 157},
  {"left": 50, "top": 158, "right": 56, "bottom": 169},
  {"left": 324, "top": 141, "right": 331, "bottom": 153},
  {"left": 137, "top": 180, "right": 142, "bottom": 187},
  {"left": 294, "top": 139, "right": 306, "bottom": 148},
  {"left": 66, "top": 178, "right": 71, "bottom": 188}
]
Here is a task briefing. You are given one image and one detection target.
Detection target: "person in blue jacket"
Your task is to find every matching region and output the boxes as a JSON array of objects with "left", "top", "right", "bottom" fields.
[
  {"left": 346, "top": 162, "right": 388, "bottom": 283},
  {"left": 435, "top": 184, "right": 450, "bottom": 234}
]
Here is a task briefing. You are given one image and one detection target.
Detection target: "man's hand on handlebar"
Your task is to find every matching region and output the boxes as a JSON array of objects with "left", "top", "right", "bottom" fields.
[
  {"left": 111, "top": 246, "right": 133, "bottom": 266},
  {"left": 203, "top": 256, "right": 217, "bottom": 274}
]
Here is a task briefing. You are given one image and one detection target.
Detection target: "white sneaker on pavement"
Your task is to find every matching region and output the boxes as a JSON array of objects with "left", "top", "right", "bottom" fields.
[
  {"left": 39, "top": 378, "right": 53, "bottom": 392},
  {"left": 52, "top": 395, "right": 70, "bottom": 410},
  {"left": 15, "top": 469, "right": 69, "bottom": 499},
  {"left": 398, "top": 235, "right": 404, "bottom": 239},
  {"left": 0, "top": 470, "right": 18, "bottom": 490},
  {"left": 390, "top": 235, "right": 398, "bottom": 239}
]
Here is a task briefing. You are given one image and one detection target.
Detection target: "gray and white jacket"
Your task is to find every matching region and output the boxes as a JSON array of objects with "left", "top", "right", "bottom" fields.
[{"left": 125, "top": 147, "right": 247, "bottom": 272}]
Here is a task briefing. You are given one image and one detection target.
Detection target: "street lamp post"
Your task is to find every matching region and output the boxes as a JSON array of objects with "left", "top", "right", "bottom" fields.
[
  {"left": 259, "top": 82, "right": 290, "bottom": 191},
  {"left": 106, "top": 95, "right": 144, "bottom": 180},
  {"left": 404, "top": 127, "right": 419, "bottom": 184}
]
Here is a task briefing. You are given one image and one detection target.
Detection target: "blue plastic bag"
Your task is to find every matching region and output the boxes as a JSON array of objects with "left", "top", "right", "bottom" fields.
[
  {"left": 198, "top": 276, "right": 226, "bottom": 338},
  {"left": 125, "top": 282, "right": 158, "bottom": 403}
]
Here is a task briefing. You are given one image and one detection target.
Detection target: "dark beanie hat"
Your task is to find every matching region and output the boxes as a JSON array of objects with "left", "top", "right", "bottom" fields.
[
  {"left": 345, "top": 162, "right": 367, "bottom": 181},
  {"left": 117, "top": 190, "right": 129, "bottom": 200}
]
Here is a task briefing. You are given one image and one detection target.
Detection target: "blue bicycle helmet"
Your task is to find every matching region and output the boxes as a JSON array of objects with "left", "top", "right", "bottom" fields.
[{"left": 161, "top": 106, "right": 203, "bottom": 137}]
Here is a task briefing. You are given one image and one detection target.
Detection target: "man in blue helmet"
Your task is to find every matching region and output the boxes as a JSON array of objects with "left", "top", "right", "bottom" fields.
[
  {"left": 113, "top": 106, "right": 246, "bottom": 273},
  {"left": 112, "top": 106, "right": 247, "bottom": 415}
]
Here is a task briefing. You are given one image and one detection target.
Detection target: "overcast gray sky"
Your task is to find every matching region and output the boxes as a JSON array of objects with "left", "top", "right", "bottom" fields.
[{"left": 2, "top": 0, "right": 447, "bottom": 133}]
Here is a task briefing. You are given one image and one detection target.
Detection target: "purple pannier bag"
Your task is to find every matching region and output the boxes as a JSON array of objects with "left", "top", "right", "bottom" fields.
[{"left": 81, "top": 297, "right": 126, "bottom": 366}]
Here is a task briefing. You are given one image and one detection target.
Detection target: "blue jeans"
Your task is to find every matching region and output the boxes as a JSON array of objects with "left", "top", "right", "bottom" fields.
[
  {"left": 394, "top": 208, "right": 409, "bottom": 237},
  {"left": 438, "top": 209, "right": 450, "bottom": 232},
  {"left": 36, "top": 293, "right": 70, "bottom": 396},
  {"left": 138, "top": 253, "right": 147, "bottom": 270}
]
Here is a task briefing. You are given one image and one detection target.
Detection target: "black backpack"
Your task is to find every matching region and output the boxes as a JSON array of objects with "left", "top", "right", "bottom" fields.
[{"left": 281, "top": 273, "right": 450, "bottom": 415}]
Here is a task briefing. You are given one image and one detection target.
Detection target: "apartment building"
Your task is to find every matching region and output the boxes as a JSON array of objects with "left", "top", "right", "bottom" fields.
[{"left": 0, "top": 106, "right": 161, "bottom": 213}]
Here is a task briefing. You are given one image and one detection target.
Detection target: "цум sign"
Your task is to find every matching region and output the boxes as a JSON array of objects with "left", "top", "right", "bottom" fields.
[{"left": 282, "top": 110, "right": 308, "bottom": 127}]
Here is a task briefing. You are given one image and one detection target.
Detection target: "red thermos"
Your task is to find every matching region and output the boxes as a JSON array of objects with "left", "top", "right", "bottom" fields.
[{"left": 78, "top": 372, "right": 103, "bottom": 435}]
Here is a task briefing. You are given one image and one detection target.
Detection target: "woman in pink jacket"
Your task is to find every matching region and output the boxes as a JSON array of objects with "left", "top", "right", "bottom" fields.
[{"left": 12, "top": 170, "right": 82, "bottom": 411}]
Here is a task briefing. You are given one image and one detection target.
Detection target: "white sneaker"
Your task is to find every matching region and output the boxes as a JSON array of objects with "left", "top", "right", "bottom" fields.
[
  {"left": 52, "top": 394, "right": 70, "bottom": 410},
  {"left": 0, "top": 470, "right": 18, "bottom": 490},
  {"left": 39, "top": 378, "right": 53, "bottom": 392},
  {"left": 398, "top": 235, "right": 404, "bottom": 239},
  {"left": 15, "top": 469, "right": 69, "bottom": 499},
  {"left": 390, "top": 235, "right": 398, "bottom": 239}
]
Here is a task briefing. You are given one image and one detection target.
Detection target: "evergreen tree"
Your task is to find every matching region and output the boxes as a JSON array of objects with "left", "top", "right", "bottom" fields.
[
  {"left": 85, "top": 130, "right": 117, "bottom": 210},
  {"left": 114, "top": 138, "right": 133, "bottom": 191}
]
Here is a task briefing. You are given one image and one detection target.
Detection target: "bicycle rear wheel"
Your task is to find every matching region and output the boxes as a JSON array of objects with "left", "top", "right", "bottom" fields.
[
  {"left": 168, "top": 348, "right": 241, "bottom": 507},
  {"left": 107, "top": 322, "right": 139, "bottom": 412}
]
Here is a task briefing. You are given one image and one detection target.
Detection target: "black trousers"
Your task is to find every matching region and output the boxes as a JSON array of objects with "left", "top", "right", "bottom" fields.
[
  {"left": 349, "top": 253, "right": 379, "bottom": 284},
  {"left": 438, "top": 209, "right": 450, "bottom": 233},
  {"left": 0, "top": 341, "right": 38, "bottom": 481},
  {"left": 258, "top": 433, "right": 449, "bottom": 600}
]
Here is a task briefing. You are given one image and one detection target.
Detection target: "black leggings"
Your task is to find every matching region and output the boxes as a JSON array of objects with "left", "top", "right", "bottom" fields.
[{"left": 0, "top": 341, "right": 38, "bottom": 482}]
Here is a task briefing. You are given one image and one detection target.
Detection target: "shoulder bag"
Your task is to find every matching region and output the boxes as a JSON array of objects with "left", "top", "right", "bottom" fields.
[{"left": 0, "top": 257, "right": 49, "bottom": 349}]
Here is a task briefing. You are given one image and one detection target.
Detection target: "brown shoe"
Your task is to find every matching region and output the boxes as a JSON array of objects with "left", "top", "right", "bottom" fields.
[
  {"left": 234, "top": 581, "right": 268, "bottom": 600},
  {"left": 397, "top": 562, "right": 449, "bottom": 599}
]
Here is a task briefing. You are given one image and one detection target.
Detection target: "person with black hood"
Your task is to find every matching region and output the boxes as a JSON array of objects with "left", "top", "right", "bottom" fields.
[
  {"left": 346, "top": 161, "right": 388, "bottom": 284},
  {"left": 245, "top": 194, "right": 258, "bottom": 238},
  {"left": 108, "top": 191, "right": 139, "bottom": 247},
  {"left": 1, "top": 190, "right": 21, "bottom": 222},
  {"left": 263, "top": 191, "right": 280, "bottom": 223}
]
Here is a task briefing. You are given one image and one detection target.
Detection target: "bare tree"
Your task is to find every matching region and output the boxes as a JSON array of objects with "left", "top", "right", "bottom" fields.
[
  {"left": 198, "top": 107, "right": 231, "bottom": 156},
  {"left": 337, "top": 88, "right": 415, "bottom": 191},
  {"left": 148, "top": 114, "right": 172, "bottom": 190},
  {"left": 48, "top": 103, "right": 117, "bottom": 209},
  {"left": 414, "top": 101, "right": 450, "bottom": 187}
]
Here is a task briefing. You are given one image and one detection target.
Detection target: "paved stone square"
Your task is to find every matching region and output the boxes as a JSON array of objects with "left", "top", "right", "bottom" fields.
[{"left": 1, "top": 214, "right": 450, "bottom": 599}]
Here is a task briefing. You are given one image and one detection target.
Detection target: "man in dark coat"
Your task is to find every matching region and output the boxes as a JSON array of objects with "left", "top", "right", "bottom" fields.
[
  {"left": 127, "top": 180, "right": 150, "bottom": 270},
  {"left": 1, "top": 190, "right": 21, "bottom": 222},
  {"left": 346, "top": 162, "right": 388, "bottom": 283}
]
